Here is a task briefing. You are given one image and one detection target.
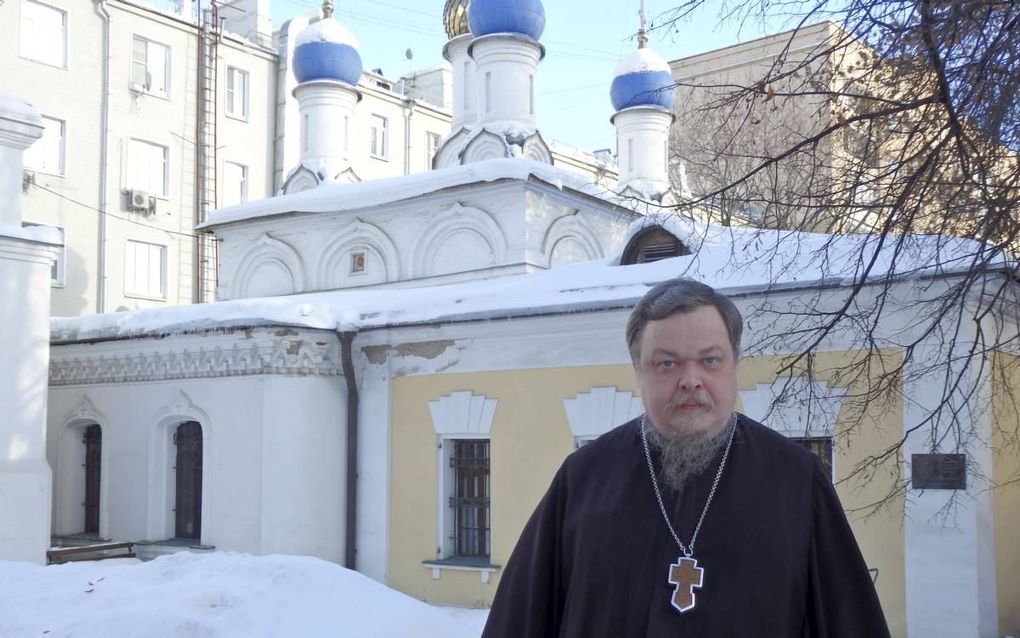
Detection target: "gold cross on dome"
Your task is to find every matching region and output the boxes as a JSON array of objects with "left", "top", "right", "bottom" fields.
[{"left": 667, "top": 556, "right": 704, "bottom": 613}]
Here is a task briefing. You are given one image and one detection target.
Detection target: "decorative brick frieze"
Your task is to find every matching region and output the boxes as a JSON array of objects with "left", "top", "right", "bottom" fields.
[{"left": 49, "top": 328, "right": 343, "bottom": 386}]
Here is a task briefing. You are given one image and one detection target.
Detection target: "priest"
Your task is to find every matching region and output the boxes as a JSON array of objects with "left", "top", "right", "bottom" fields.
[{"left": 481, "top": 278, "right": 891, "bottom": 637}]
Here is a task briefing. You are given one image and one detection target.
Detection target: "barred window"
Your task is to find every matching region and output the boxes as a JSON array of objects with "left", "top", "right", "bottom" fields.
[
  {"left": 792, "top": 436, "right": 834, "bottom": 480},
  {"left": 448, "top": 439, "right": 490, "bottom": 558}
]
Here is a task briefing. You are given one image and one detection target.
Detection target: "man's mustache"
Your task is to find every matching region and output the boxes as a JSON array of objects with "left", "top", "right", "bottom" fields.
[{"left": 665, "top": 392, "right": 713, "bottom": 413}]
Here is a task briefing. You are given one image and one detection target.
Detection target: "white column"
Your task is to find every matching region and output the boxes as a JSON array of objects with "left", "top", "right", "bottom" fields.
[
  {"left": 0, "top": 92, "right": 58, "bottom": 564},
  {"left": 901, "top": 333, "right": 999, "bottom": 638},
  {"left": 293, "top": 80, "right": 361, "bottom": 178},
  {"left": 613, "top": 106, "right": 673, "bottom": 194},
  {"left": 443, "top": 34, "right": 476, "bottom": 131},
  {"left": 469, "top": 34, "right": 543, "bottom": 127}
]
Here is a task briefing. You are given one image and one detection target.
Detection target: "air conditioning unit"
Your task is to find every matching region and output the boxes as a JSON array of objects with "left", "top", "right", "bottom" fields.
[{"left": 127, "top": 189, "right": 153, "bottom": 212}]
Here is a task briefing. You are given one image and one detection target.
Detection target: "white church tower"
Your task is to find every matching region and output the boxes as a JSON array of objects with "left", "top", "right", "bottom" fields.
[
  {"left": 434, "top": 0, "right": 554, "bottom": 166},
  {"left": 0, "top": 92, "right": 60, "bottom": 563},
  {"left": 281, "top": 1, "right": 364, "bottom": 194},
  {"left": 610, "top": 14, "right": 688, "bottom": 203}
]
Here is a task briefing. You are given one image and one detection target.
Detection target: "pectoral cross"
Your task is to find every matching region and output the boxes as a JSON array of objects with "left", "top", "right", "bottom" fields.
[{"left": 667, "top": 556, "right": 703, "bottom": 613}]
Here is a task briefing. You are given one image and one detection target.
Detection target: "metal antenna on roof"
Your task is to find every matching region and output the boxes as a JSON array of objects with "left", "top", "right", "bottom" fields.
[
  {"left": 638, "top": 0, "right": 649, "bottom": 49},
  {"left": 321, "top": 0, "right": 334, "bottom": 19}
]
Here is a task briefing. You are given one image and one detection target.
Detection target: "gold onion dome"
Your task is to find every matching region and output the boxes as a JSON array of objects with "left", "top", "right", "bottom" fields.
[{"left": 443, "top": 0, "right": 470, "bottom": 38}]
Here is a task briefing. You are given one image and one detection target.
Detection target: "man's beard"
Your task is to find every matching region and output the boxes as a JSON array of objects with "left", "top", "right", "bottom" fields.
[{"left": 646, "top": 393, "right": 735, "bottom": 493}]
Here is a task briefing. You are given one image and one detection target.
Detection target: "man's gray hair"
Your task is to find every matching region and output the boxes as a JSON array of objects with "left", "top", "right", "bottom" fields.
[{"left": 626, "top": 278, "right": 743, "bottom": 362}]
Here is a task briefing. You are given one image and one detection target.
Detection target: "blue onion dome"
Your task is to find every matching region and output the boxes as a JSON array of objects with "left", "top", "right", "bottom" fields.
[
  {"left": 610, "top": 47, "right": 676, "bottom": 111},
  {"left": 468, "top": 0, "right": 545, "bottom": 40},
  {"left": 444, "top": 0, "right": 470, "bottom": 38},
  {"left": 292, "top": 14, "right": 363, "bottom": 86}
]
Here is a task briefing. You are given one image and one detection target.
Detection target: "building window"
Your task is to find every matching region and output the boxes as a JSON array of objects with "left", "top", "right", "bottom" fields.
[
  {"left": 131, "top": 36, "right": 170, "bottom": 97},
  {"left": 792, "top": 436, "right": 834, "bottom": 480},
  {"left": 23, "top": 115, "right": 65, "bottom": 175},
  {"left": 370, "top": 114, "right": 388, "bottom": 159},
  {"left": 127, "top": 139, "right": 169, "bottom": 198},
  {"left": 222, "top": 161, "right": 248, "bottom": 207},
  {"left": 446, "top": 439, "right": 490, "bottom": 559},
  {"left": 124, "top": 239, "right": 166, "bottom": 299},
  {"left": 20, "top": 0, "right": 66, "bottom": 68},
  {"left": 425, "top": 131, "right": 441, "bottom": 166},
  {"left": 350, "top": 251, "right": 366, "bottom": 274},
  {"left": 22, "top": 222, "right": 65, "bottom": 285},
  {"left": 225, "top": 66, "right": 249, "bottom": 119}
]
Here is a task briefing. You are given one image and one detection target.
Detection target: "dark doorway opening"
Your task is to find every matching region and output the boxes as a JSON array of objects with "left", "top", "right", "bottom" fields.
[
  {"left": 173, "top": 421, "right": 203, "bottom": 540},
  {"left": 83, "top": 424, "right": 102, "bottom": 534}
]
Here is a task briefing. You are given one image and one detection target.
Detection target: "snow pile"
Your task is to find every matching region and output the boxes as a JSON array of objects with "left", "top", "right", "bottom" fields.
[{"left": 0, "top": 552, "right": 483, "bottom": 638}]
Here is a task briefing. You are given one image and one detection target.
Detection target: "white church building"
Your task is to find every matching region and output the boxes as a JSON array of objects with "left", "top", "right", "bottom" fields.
[{"left": 1, "top": 1, "right": 1017, "bottom": 636}]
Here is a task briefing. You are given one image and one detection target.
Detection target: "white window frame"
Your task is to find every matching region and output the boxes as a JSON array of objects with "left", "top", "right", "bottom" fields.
[
  {"left": 222, "top": 160, "right": 248, "bottom": 207},
  {"left": 131, "top": 35, "right": 171, "bottom": 98},
  {"left": 23, "top": 115, "right": 66, "bottom": 176},
  {"left": 425, "top": 131, "right": 441, "bottom": 166},
  {"left": 225, "top": 66, "right": 249, "bottom": 120},
  {"left": 124, "top": 239, "right": 167, "bottom": 300},
  {"left": 20, "top": 0, "right": 67, "bottom": 69},
  {"left": 424, "top": 391, "right": 499, "bottom": 583},
  {"left": 22, "top": 222, "right": 65, "bottom": 286},
  {"left": 370, "top": 114, "right": 389, "bottom": 160},
  {"left": 127, "top": 138, "right": 169, "bottom": 199}
]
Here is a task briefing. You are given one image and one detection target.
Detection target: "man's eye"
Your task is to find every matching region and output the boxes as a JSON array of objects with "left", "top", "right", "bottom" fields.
[
  {"left": 658, "top": 361, "right": 675, "bottom": 369},
  {"left": 703, "top": 357, "right": 720, "bottom": 365}
]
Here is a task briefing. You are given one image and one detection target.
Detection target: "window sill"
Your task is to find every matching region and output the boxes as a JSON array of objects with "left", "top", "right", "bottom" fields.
[
  {"left": 124, "top": 292, "right": 167, "bottom": 302},
  {"left": 225, "top": 112, "right": 249, "bottom": 123},
  {"left": 20, "top": 55, "right": 66, "bottom": 70},
  {"left": 370, "top": 154, "right": 390, "bottom": 162},
  {"left": 422, "top": 558, "right": 500, "bottom": 584}
]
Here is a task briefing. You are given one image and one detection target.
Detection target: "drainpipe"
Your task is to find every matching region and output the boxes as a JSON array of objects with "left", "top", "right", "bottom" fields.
[
  {"left": 93, "top": 0, "right": 111, "bottom": 313},
  {"left": 339, "top": 331, "right": 359, "bottom": 569},
  {"left": 403, "top": 98, "right": 415, "bottom": 175}
]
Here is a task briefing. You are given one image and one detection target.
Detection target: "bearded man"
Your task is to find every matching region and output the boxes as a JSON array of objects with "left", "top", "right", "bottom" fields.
[{"left": 481, "top": 278, "right": 890, "bottom": 637}]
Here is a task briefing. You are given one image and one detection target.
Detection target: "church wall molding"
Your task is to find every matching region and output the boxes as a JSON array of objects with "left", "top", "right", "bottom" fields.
[
  {"left": 428, "top": 390, "right": 498, "bottom": 436},
  {"left": 563, "top": 386, "right": 643, "bottom": 442},
  {"left": 738, "top": 376, "right": 845, "bottom": 438},
  {"left": 541, "top": 213, "right": 605, "bottom": 267},
  {"left": 412, "top": 202, "right": 508, "bottom": 278},
  {"left": 231, "top": 233, "right": 306, "bottom": 298},
  {"left": 316, "top": 218, "right": 401, "bottom": 287},
  {"left": 49, "top": 329, "right": 344, "bottom": 386}
]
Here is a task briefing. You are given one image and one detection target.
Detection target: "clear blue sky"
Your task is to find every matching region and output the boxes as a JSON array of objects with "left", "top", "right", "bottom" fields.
[{"left": 268, "top": 0, "right": 788, "bottom": 152}]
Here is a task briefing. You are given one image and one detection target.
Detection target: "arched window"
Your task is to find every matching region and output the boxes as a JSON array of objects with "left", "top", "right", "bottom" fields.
[
  {"left": 173, "top": 421, "right": 203, "bottom": 540},
  {"left": 620, "top": 226, "right": 690, "bottom": 264}
]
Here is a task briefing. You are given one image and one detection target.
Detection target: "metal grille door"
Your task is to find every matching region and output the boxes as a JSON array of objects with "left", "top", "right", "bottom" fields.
[{"left": 173, "top": 421, "right": 203, "bottom": 540}]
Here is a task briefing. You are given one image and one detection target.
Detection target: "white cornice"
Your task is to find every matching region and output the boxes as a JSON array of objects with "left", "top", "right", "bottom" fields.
[{"left": 50, "top": 328, "right": 343, "bottom": 386}]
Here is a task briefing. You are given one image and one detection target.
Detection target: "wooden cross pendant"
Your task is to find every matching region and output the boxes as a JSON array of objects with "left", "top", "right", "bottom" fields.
[{"left": 667, "top": 556, "right": 704, "bottom": 613}]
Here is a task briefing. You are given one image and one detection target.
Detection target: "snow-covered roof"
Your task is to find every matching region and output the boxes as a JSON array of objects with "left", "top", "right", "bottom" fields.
[
  {"left": 51, "top": 218, "right": 1004, "bottom": 344},
  {"left": 200, "top": 159, "right": 610, "bottom": 229}
]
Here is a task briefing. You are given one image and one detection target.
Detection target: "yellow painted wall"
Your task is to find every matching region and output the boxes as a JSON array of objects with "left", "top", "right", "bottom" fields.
[
  {"left": 389, "top": 365, "right": 637, "bottom": 605},
  {"left": 737, "top": 352, "right": 906, "bottom": 637},
  {"left": 388, "top": 352, "right": 906, "bottom": 632},
  {"left": 992, "top": 352, "right": 1020, "bottom": 636}
]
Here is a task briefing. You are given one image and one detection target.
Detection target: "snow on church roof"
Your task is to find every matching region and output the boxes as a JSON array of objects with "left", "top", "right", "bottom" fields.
[
  {"left": 199, "top": 159, "right": 607, "bottom": 229},
  {"left": 51, "top": 219, "right": 1003, "bottom": 344}
]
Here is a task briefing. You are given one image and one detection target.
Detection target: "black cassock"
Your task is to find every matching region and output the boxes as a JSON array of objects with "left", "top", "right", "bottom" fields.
[{"left": 482, "top": 415, "right": 891, "bottom": 638}]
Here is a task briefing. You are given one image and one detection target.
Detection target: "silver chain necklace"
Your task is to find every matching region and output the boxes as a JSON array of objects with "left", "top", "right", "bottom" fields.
[{"left": 640, "top": 412, "right": 737, "bottom": 613}]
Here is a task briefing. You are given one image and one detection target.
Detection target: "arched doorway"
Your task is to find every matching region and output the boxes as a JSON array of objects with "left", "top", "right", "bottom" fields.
[
  {"left": 83, "top": 424, "right": 102, "bottom": 535},
  {"left": 173, "top": 421, "right": 203, "bottom": 540}
]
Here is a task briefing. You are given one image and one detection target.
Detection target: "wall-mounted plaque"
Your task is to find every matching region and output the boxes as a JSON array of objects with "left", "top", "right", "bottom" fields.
[{"left": 911, "top": 454, "right": 967, "bottom": 490}]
